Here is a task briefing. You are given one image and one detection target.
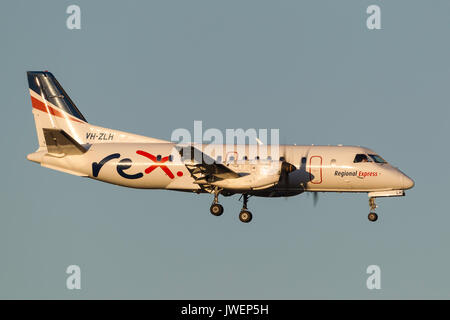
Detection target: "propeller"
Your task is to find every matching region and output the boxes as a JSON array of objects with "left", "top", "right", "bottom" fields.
[
  {"left": 281, "top": 161, "right": 296, "bottom": 175},
  {"left": 313, "top": 192, "right": 319, "bottom": 207},
  {"left": 279, "top": 144, "right": 296, "bottom": 185},
  {"left": 259, "top": 136, "right": 296, "bottom": 185},
  {"left": 307, "top": 191, "right": 319, "bottom": 206}
]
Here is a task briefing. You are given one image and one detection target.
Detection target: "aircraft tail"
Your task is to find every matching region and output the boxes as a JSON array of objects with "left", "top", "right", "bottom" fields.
[
  {"left": 27, "top": 71, "right": 170, "bottom": 154},
  {"left": 27, "top": 71, "right": 88, "bottom": 148}
]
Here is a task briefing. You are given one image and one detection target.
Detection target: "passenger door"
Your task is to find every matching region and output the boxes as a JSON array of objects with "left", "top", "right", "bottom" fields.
[{"left": 309, "top": 155, "right": 322, "bottom": 184}]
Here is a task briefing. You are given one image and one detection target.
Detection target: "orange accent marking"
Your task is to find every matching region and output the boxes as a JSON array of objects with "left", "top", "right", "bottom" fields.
[{"left": 30, "top": 95, "right": 84, "bottom": 124}]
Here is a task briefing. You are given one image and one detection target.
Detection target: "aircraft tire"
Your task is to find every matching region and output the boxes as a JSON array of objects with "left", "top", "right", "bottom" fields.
[
  {"left": 368, "top": 212, "right": 378, "bottom": 222},
  {"left": 239, "top": 210, "right": 253, "bottom": 223},
  {"left": 210, "top": 204, "right": 224, "bottom": 216}
]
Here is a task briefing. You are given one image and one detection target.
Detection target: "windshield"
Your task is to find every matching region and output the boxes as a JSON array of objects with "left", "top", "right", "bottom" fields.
[
  {"left": 353, "top": 154, "right": 372, "bottom": 163},
  {"left": 369, "top": 154, "right": 387, "bottom": 163}
]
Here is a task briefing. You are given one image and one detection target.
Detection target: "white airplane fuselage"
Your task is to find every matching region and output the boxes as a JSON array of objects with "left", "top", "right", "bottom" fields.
[{"left": 28, "top": 141, "right": 413, "bottom": 195}]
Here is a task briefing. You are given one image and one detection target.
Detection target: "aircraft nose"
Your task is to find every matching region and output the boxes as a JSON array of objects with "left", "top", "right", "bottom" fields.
[{"left": 401, "top": 174, "right": 415, "bottom": 190}]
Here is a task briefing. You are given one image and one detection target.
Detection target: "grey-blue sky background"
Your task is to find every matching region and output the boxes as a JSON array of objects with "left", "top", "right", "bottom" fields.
[{"left": 0, "top": 0, "right": 448, "bottom": 299}]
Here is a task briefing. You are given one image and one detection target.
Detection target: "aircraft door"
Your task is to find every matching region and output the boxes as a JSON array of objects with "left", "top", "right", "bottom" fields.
[
  {"left": 309, "top": 155, "right": 322, "bottom": 184},
  {"left": 225, "top": 151, "right": 238, "bottom": 164},
  {"left": 225, "top": 151, "right": 239, "bottom": 171}
]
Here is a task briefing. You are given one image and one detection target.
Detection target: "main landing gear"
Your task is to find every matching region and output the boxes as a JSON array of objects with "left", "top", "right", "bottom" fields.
[
  {"left": 210, "top": 187, "right": 224, "bottom": 216},
  {"left": 368, "top": 197, "right": 378, "bottom": 222},
  {"left": 209, "top": 189, "right": 253, "bottom": 223},
  {"left": 239, "top": 194, "right": 253, "bottom": 223}
]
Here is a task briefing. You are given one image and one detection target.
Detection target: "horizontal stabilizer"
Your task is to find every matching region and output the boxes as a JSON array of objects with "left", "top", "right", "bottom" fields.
[{"left": 43, "top": 128, "right": 87, "bottom": 155}]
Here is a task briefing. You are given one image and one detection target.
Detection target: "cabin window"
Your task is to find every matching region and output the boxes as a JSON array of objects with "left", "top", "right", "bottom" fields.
[
  {"left": 369, "top": 154, "right": 387, "bottom": 163},
  {"left": 168, "top": 155, "right": 173, "bottom": 162},
  {"left": 267, "top": 156, "right": 272, "bottom": 161},
  {"left": 156, "top": 155, "right": 162, "bottom": 162},
  {"left": 353, "top": 154, "right": 371, "bottom": 163},
  {"left": 279, "top": 156, "right": 285, "bottom": 161},
  {"left": 255, "top": 156, "right": 260, "bottom": 160},
  {"left": 243, "top": 155, "right": 248, "bottom": 161},
  {"left": 216, "top": 155, "right": 222, "bottom": 163}
]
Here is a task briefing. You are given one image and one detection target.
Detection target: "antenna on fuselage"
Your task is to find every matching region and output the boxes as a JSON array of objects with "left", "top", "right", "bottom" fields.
[{"left": 255, "top": 137, "right": 263, "bottom": 146}]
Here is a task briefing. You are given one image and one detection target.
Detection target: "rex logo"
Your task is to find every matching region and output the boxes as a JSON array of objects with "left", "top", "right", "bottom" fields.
[{"left": 92, "top": 150, "right": 183, "bottom": 180}]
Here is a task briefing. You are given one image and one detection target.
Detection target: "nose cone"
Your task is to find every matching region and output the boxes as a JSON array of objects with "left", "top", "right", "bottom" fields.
[{"left": 401, "top": 174, "right": 415, "bottom": 190}]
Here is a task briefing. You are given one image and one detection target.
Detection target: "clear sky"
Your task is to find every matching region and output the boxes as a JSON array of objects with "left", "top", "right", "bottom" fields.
[{"left": 0, "top": 0, "right": 449, "bottom": 299}]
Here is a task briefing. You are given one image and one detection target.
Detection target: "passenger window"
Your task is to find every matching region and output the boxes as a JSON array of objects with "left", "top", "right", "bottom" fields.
[
  {"left": 226, "top": 152, "right": 238, "bottom": 164},
  {"left": 216, "top": 155, "right": 222, "bottom": 163},
  {"left": 353, "top": 154, "right": 370, "bottom": 163}
]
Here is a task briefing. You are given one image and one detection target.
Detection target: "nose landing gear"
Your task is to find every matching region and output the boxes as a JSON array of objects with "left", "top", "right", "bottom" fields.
[
  {"left": 368, "top": 212, "right": 378, "bottom": 222},
  {"left": 368, "top": 197, "right": 378, "bottom": 222}
]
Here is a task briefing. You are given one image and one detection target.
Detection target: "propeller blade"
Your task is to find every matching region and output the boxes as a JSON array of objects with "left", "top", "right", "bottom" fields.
[
  {"left": 279, "top": 144, "right": 296, "bottom": 185},
  {"left": 313, "top": 192, "right": 319, "bottom": 207},
  {"left": 281, "top": 161, "right": 296, "bottom": 174}
]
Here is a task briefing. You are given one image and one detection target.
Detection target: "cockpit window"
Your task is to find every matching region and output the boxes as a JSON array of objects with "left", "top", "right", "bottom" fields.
[
  {"left": 369, "top": 154, "right": 387, "bottom": 163},
  {"left": 353, "top": 154, "right": 371, "bottom": 163}
]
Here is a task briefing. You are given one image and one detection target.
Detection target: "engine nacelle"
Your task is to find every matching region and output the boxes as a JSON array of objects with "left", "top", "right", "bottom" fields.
[{"left": 210, "top": 162, "right": 282, "bottom": 190}]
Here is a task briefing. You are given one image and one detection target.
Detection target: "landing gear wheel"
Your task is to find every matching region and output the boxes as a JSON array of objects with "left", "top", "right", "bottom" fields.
[
  {"left": 239, "top": 210, "right": 253, "bottom": 223},
  {"left": 210, "top": 203, "right": 224, "bottom": 216},
  {"left": 368, "top": 212, "right": 378, "bottom": 222}
]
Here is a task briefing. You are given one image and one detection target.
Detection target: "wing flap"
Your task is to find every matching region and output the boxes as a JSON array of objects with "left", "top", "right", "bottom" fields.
[{"left": 177, "top": 146, "right": 240, "bottom": 186}]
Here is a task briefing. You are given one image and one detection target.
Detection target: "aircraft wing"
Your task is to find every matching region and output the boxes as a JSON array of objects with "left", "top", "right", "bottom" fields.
[
  {"left": 176, "top": 146, "right": 240, "bottom": 186},
  {"left": 176, "top": 146, "right": 286, "bottom": 192}
]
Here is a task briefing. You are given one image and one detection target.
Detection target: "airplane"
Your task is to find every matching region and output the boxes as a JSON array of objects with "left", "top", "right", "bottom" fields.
[{"left": 26, "top": 71, "right": 414, "bottom": 223}]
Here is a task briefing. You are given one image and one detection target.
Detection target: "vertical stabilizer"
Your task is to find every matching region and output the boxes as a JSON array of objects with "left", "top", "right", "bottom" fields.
[{"left": 27, "top": 71, "right": 88, "bottom": 148}]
